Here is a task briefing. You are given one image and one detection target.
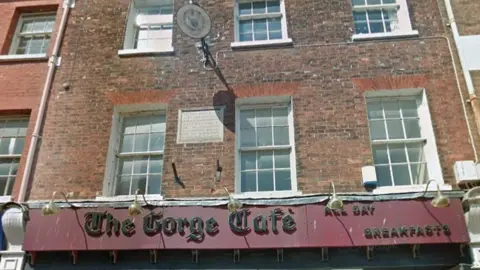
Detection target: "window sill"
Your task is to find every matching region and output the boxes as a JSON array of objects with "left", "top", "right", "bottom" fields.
[
  {"left": 118, "top": 48, "right": 174, "bottom": 57},
  {"left": 0, "top": 54, "right": 48, "bottom": 62},
  {"left": 352, "top": 30, "right": 419, "bottom": 41},
  {"left": 230, "top": 38, "right": 293, "bottom": 49},
  {"left": 372, "top": 183, "right": 452, "bottom": 195},
  {"left": 233, "top": 191, "right": 302, "bottom": 199},
  {"left": 0, "top": 196, "right": 12, "bottom": 203},
  {"left": 96, "top": 194, "right": 164, "bottom": 202}
]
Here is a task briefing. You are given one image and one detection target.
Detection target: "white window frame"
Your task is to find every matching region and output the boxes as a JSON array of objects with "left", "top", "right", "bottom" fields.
[
  {"left": 351, "top": 0, "right": 418, "bottom": 41},
  {"left": 234, "top": 96, "right": 300, "bottom": 199},
  {"left": 99, "top": 104, "right": 168, "bottom": 201},
  {"left": 231, "top": 0, "right": 293, "bottom": 49},
  {"left": 8, "top": 12, "right": 56, "bottom": 56},
  {"left": 365, "top": 89, "right": 449, "bottom": 194},
  {"left": 0, "top": 116, "right": 29, "bottom": 201},
  {"left": 119, "top": 0, "right": 174, "bottom": 56}
]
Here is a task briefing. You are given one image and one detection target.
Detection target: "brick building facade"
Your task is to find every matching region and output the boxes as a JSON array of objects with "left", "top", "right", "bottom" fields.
[{"left": 0, "top": 0, "right": 478, "bottom": 269}]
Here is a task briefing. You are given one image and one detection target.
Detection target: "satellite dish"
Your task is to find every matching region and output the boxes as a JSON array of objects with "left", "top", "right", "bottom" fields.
[{"left": 176, "top": 4, "right": 212, "bottom": 39}]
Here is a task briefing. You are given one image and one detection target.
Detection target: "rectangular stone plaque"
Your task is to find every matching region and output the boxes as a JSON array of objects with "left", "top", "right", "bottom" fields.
[{"left": 177, "top": 107, "right": 224, "bottom": 144}]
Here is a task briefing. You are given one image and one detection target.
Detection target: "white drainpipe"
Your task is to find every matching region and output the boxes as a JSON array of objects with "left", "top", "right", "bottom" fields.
[
  {"left": 17, "top": 0, "right": 74, "bottom": 202},
  {"left": 444, "top": 0, "right": 475, "bottom": 95}
]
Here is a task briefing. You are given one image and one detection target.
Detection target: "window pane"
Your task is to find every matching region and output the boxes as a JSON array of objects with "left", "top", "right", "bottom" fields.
[
  {"left": 33, "top": 20, "right": 47, "bottom": 32},
  {"left": 123, "top": 118, "right": 136, "bottom": 134},
  {"left": 389, "top": 144, "right": 407, "bottom": 163},
  {"left": 272, "top": 107, "right": 288, "bottom": 126},
  {"left": 8, "top": 120, "right": 28, "bottom": 136},
  {"left": 275, "top": 170, "right": 291, "bottom": 191},
  {"left": 273, "top": 126, "right": 289, "bottom": 145},
  {"left": 267, "top": 0, "right": 280, "bottom": 12},
  {"left": 136, "top": 117, "right": 151, "bottom": 133},
  {"left": 400, "top": 100, "right": 418, "bottom": 118},
  {"left": 392, "top": 164, "right": 411, "bottom": 186},
  {"left": 386, "top": 119, "right": 404, "bottom": 139},
  {"left": 28, "top": 37, "right": 44, "bottom": 54},
  {"left": 411, "top": 163, "right": 428, "bottom": 185},
  {"left": 240, "top": 33, "right": 253, "bottom": 42},
  {"left": 367, "top": 102, "right": 383, "bottom": 119},
  {"left": 147, "top": 174, "right": 161, "bottom": 194},
  {"left": 254, "top": 32, "right": 268, "bottom": 41},
  {"left": 241, "top": 171, "right": 257, "bottom": 192},
  {"left": 258, "top": 151, "right": 273, "bottom": 169},
  {"left": 116, "top": 176, "right": 131, "bottom": 195},
  {"left": 239, "top": 20, "right": 253, "bottom": 35},
  {"left": 369, "top": 121, "right": 386, "bottom": 140},
  {"left": 45, "top": 20, "right": 55, "bottom": 32},
  {"left": 383, "top": 0, "right": 396, "bottom": 3},
  {"left": 241, "top": 152, "right": 256, "bottom": 170},
  {"left": 257, "top": 127, "right": 272, "bottom": 146},
  {"left": 367, "top": 0, "right": 381, "bottom": 4},
  {"left": 119, "top": 158, "right": 133, "bottom": 175},
  {"left": 367, "top": 10, "right": 382, "bottom": 21},
  {"left": 369, "top": 22, "right": 385, "bottom": 33},
  {"left": 0, "top": 161, "right": 10, "bottom": 176},
  {"left": 239, "top": 2, "right": 252, "bottom": 15},
  {"left": 252, "top": 1, "right": 266, "bottom": 14},
  {"left": 254, "top": 19, "right": 267, "bottom": 33},
  {"left": 131, "top": 175, "right": 147, "bottom": 194},
  {"left": 275, "top": 150, "right": 290, "bottom": 168},
  {"left": 6, "top": 177, "right": 14, "bottom": 196},
  {"left": 149, "top": 132, "right": 165, "bottom": 151},
  {"left": 0, "top": 138, "right": 11, "bottom": 155},
  {"left": 134, "top": 134, "right": 149, "bottom": 152},
  {"left": 21, "top": 20, "right": 34, "bottom": 33},
  {"left": 269, "top": 31, "right": 282, "bottom": 40},
  {"left": 121, "top": 134, "right": 134, "bottom": 152},
  {"left": 383, "top": 101, "right": 400, "bottom": 118},
  {"left": 407, "top": 143, "right": 424, "bottom": 163},
  {"left": 404, "top": 119, "right": 421, "bottom": 138},
  {"left": 151, "top": 115, "right": 166, "bottom": 132},
  {"left": 352, "top": 0, "right": 366, "bottom": 6},
  {"left": 133, "top": 157, "right": 148, "bottom": 174},
  {"left": 13, "top": 138, "right": 25, "bottom": 155},
  {"left": 372, "top": 145, "right": 388, "bottom": 164},
  {"left": 241, "top": 128, "right": 256, "bottom": 147},
  {"left": 41, "top": 36, "right": 50, "bottom": 53},
  {"left": 258, "top": 171, "right": 274, "bottom": 191},
  {"left": 375, "top": 165, "right": 392, "bottom": 187},
  {"left": 0, "top": 177, "right": 7, "bottom": 196},
  {"left": 149, "top": 156, "right": 163, "bottom": 174},
  {"left": 240, "top": 110, "right": 255, "bottom": 129},
  {"left": 355, "top": 22, "right": 369, "bottom": 34},
  {"left": 10, "top": 162, "right": 18, "bottom": 176},
  {"left": 353, "top": 11, "right": 367, "bottom": 22}
]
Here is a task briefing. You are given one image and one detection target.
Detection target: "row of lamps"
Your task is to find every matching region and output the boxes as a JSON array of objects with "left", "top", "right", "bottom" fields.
[{"left": 41, "top": 179, "right": 450, "bottom": 216}]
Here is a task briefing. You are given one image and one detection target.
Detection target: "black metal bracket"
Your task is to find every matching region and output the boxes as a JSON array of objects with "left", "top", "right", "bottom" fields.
[
  {"left": 192, "top": 249, "right": 199, "bottom": 263},
  {"left": 277, "top": 248, "right": 284, "bottom": 262},
  {"left": 366, "top": 246, "right": 374, "bottom": 261},
  {"left": 233, "top": 249, "right": 240, "bottom": 263},
  {"left": 321, "top": 247, "right": 329, "bottom": 261},
  {"left": 199, "top": 38, "right": 232, "bottom": 91},
  {"left": 149, "top": 250, "right": 158, "bottom": 264},
  {"left": 172, "top": 162, "right": 185, "bottom": 188}
]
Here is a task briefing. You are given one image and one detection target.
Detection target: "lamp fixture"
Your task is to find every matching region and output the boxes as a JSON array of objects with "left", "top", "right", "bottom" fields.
[
  {"left": 326, "top": 182, "right": 343, "bottom": 210},
  {"left": 128, "top": 189, "right": 150, "bottom": 216},
  {"left": 215, "top": 160, "right": 222, "bottom": 182},
  {"left": 41, "top": 191, "right": 76, "bottom": 216},
  {"left": 422, "top": 179, "right": 450, "bottom": 208},
  {"left": 224, "top": 187, "right": 242, "bottom": 213}
]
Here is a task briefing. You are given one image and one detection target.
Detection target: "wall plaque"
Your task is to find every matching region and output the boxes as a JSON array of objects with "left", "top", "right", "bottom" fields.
[{"left": 177, "top": 107, "right": 224, "bottom": 144}]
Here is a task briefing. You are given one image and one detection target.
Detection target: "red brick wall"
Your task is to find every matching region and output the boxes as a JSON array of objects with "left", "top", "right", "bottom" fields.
[
  {"left": 451, "top": 0, "right": 480, "bottom": 36},
  {"left": 25, "top": 0, "right": 475, "bottom": 200},
  {"left": 0, "top": 0, "right": 61, "bottom": 199}
]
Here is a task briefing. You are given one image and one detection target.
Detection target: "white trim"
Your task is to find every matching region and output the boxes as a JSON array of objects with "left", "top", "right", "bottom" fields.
[
  {"left": 231, "top": 38, "right": 293, "bottom": 49},
  {"left": 0, "top": 196, "right": 12, "bottom": 203},
  {"left": 95, "top": 194, "right": 164, "bottom": 202},
  {"left": 372, "top": 183, "right": 452, "bottom": 194},
  {"left": 233, "top": 0, "right": 290, "bottom": 46},
  {"left": 233, "top": 191, "right": 302, "bottom": 199},
  {"left": 118, "top": 48, "right": 174, "bottom": 56},
  {"left": 352, "top": 30, "right": 419, "bottom": 41},
  {"left": 0, "top": 54, "right": 48, "bottom": 62},
  {"left": 9, "top": 13, "right": 56, "bottom": 56},
  {"left": 234, "top": 96, "right": 297, "bottom": 195},
  {"left": 365, "top": 88, "right": 444, "bottom": 190}
]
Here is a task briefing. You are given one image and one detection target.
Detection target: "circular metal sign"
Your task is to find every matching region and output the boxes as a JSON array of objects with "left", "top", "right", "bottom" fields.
[{"left": 176, "top": 4, "right": 212, "bottom": 39}]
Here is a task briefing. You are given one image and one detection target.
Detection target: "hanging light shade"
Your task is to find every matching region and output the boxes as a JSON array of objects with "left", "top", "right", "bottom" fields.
[
  {"left": 326, "top": 182, "right": 343, "bottom": 210},
  {"left": 423, "top": 180, "right": 450, "bottom": 208},
  {"left": 224, "top": 187, "right": 242, "bottom": 213},
  {"left": 41, "top": 191, "right": 74, "bottom": 216}
]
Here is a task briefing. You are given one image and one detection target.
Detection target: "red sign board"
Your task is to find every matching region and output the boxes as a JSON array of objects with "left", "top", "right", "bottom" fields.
[{"left": 23, "top": 199, "right": 469, "bottom": 251}]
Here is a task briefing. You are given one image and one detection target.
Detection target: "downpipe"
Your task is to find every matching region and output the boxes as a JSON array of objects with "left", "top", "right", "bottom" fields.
[{"left": 17, "top": 0, "right": 74, "bottom": 202}]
